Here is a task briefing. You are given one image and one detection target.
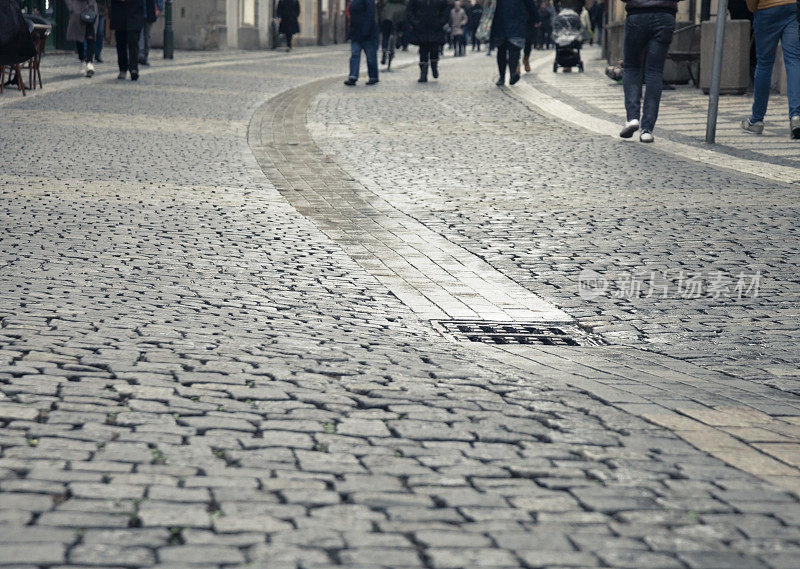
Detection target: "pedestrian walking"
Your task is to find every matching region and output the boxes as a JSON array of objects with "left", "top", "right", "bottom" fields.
[
  {"left": 139, "top": 0, "right": 162, "bottom": 66},
  {"left": 0, "top": 0, "right": 36, "bottom": 69},
  {"left": 450, "top": 1, "right": 469, "bottom": 56},
  {"left": 522, "top": 7, "right": 539, "bottom": 70},
  {"left": 408, "top": 0, "right": 450, "bottom": 82},
  {"left": 277, "top": 0, "right": 301, "bottom": 51},
  {"left": 491, "top": 0, "right": 539, "bottom": 85},
  {"left": 110, "top": 0, "right": 144, "bottom": 81},
  {"left": 618, "top": 0, "right": 680, "bottom": 142},
  {"left": 344, "top": 0, "right": 379, "bottom": 85},
  {"left": 379, "top": 0, "right": 407, "bottom": 65},
  {"left": 65, "top": 0, "right": 99, "bottom": 77},
  {"left": 741, "top": 0, "right": 800, "bottom": 138},
  {"left": 469, "top": 0, "right": 484, "bottom": 50}
]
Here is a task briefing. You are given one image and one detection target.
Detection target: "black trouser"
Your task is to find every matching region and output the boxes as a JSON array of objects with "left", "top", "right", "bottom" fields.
[
  {"left": 381, "top": 20, "right": 394, "bottom": 51},
  {"left": 453, "top": 34, "right": 464, "bottom": 55},
  {"left": 76, "top": 23, "right": 95, "bottom": 63},
  {"left": 471, "top": 30, "right": 481, "bottom": 50},
  {"left": 115, "top": 29, "right": 140, "bottom": 74},
  {"left": 524, "top": 34, "right": 534, "bottom": 59},
  {"left": 496, "top": 40, "right": 520, "bottom": 78},
  {"left": 286, "top": 32, "right": 294, "bottom": 48},
  {"left": 419, "top": 42, "right": 440, "bottom": 64}
]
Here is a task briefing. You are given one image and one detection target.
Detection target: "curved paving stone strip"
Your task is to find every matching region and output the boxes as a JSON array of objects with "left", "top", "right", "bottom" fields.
[
  {"left": 0, "top": 48, "right": 799, "bottom": 569},
  {"left": 304, "top": 53, "right": 800, "bottom": 494},
  {"left": 309, "top": 50, "right": 800, "bottom": 394},
  {"left": 248, "top": 80, "right": 569, "bottom": 323}
]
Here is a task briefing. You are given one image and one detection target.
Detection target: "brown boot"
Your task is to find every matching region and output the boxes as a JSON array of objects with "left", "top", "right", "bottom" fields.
[{"left": 523, "top": 56, "right": 531, "bottom": 73}]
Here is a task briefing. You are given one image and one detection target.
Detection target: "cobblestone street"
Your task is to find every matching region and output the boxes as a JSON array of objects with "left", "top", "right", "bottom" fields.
[{"left": 0, "top": 45, "right": 799, "bottom": 569}]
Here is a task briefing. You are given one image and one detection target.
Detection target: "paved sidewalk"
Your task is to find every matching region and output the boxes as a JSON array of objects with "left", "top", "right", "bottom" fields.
[
  {"left": 0, "top": 46, "right": 799, "bottom": 569},
  {"left": 523, "top": 46, "right": 800, "bottom": 172}
]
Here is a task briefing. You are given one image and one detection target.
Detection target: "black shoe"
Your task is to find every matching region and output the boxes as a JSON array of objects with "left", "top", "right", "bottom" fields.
[
  {"left": 496, "top": 77, "right": 504, "bottom": 86},
  {"left": 366, "top": 78, "right": 379, "bottom": 85},
  {"left": 418, "top": 62, "right": 428, "bottom": 83},
  {"left": 344, "top": 78, "right": 357, "bottom": 86},
  {"left": 95, "top": 57, "right": 103, "bottom": 63},
  {"left": 509, "top": 73, "right": 520, "bottom": 85},
  {"left": 140, "top": 60, "right": 150, "bottom": 67},
  {"left": 130, "top": 71, "right": 139, "bottom": 81},
  {"left": 431, "top": 60, "right": 439, "bottom": 79}
]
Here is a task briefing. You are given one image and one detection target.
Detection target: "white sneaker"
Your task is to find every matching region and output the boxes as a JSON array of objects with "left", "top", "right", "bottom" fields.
[
  {"left": 619, "top": 119, "right": 639, "bottom": 139},
  {"left": 86, "top": 62, "right": 95, "bottom": 78},
  {"left": 80, "top": 62, "right": 87, "bottom": 76},
  {"left": 640, "top": 131, "right": 654, "bottom": 143}
]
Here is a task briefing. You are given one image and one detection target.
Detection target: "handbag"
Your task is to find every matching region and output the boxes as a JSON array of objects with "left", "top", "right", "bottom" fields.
[
  {"left": 80, "top": 7, "right": 97, "bottom": 25},
  {"left": 475, "top": 0, "right": 495, "bottom": 43}
]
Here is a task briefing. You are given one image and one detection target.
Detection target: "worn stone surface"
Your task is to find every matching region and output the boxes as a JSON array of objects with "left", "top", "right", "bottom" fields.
[{"left": 0, "top": 46, "right": 798, "bottom": 568}]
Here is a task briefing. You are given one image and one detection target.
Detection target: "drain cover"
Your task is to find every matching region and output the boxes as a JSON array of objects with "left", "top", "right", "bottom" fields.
[{"left": 432, "top": 320, "right": 604, "bottom": 346}]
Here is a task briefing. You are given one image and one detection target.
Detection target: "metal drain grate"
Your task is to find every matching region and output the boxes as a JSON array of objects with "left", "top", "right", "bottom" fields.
[{"left": 432, "top": 320, "right": 605, "bottom": 346}]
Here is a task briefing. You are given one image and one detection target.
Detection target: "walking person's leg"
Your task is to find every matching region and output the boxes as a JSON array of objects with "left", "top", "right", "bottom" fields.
[
  {"left": 115, "top": 30, "right": 128, "bottom": 78},
  {"left": 287, "top": 33, "right": 293, "bottom": 50},
  {"left": 418, "top": 42, "right": 430, "bottom": 82},
  {"left": 621, "top": 14, "right": 647, "bottom": 137},
  {"left": 366, "top": 38, "right": 379, "bottom": 83},
  {"left": 748, "top": 7, "right": 784, "bottom": 129},
  {"left": 95, "top": 14, "right": 105, "bottom": 62},
  {"left": 128, "top": 30, "right": 140, "bottom": 80},
  {"left": 778, "top": 6, "right": 800, "bottom": 136},
  {"left": 139, "top": 21, "right": 151, "bottom": 64},
  {"left": 523, "top": 34, "right": 533, "bottom": 71},
  {"left": 347, "top": 39, "right": 362, "bottom": 84},
  {"left": 639, "top": 13, "right": 675, "bottom": 138},
  {"left": 431, "top": 41, "right": 440, "bottom": 77},
  {"left": 496, "top": 41, "right": 508, "bottom": 84},
  {"left": 381, "top": 20, "right": 392, "bottom": 62},
  {"left": 508, "top": 43, "right": 521, "bottom": 83}
]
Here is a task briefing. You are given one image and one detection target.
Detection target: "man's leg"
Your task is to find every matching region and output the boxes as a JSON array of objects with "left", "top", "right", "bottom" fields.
[
  {"left": 779, "top": 6, "right": 800, "bottom": 119},
  {"left": 366, "top": 38, "right": 379, "bottom": 80},
  {"left": 640, "top": 13, "right": 675, "bottom": 133},
  {"left": 751, "top": 7, "right": 783, "bottom": 123},
  {"left": 128, "top": 30, "right": 140, "bottom": 77},
  {"left": 381, "top": 20, "right": 392, "bottom": 57},
  {"left": 349, "top": 40, "right": 362, "bottom": 80},
  {"left": 622, "top": 14, "right": 647, "bottom": 123},
  {"left": 115, "top": 30, "right": 128, "bottom": 72},
  {"left": 419, "top": 42, "right": 430, "bottom": 81}
]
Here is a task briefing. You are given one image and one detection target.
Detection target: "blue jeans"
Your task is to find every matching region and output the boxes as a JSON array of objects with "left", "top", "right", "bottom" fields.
[
  {"left": 349, "top": 38, "right": 379, "bottom": 81},
  {"left": 750, "top": 3, "right": 800, "bottom": 122},
  {"left": 622, "top": 12, "right": 675, "bottom": 133}
]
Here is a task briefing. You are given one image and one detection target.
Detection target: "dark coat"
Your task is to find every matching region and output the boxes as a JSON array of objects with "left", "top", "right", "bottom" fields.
[
  {"left": 468, "top": 4, "right": 483, "bottom": 31},
  {"left": 277, "top": 0, "right": 301, "bottom": 35},
  {"left": 110, "top": 0, "right": 145, "bottom": 32},
  {"left": 491, "top": 0, "right": 539, "bottom": 40},
  {"left": 64, "top": 0, "right": 100, "bottom": 42},
  {"left": 349, "top": 0, "right": 379, "bottom": 40},
  {"left": 0, "top": 0, "right": 36, "bottom": 65},
  {"left": 407, "top": 0, "right": 449, "bottom": 44},
  {"left": 146, "top": 0, "right": 157, "bottom": 23}
]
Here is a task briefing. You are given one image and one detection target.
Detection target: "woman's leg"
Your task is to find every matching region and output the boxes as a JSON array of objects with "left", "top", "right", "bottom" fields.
[
  {"left": 508, "top": 44, "right": 521, "bottom": 80},
  {"left": 496, "top": 41, "right": 508, "bottom": 80},
  {"left": 287, "top": 33, "right": 293, "bottom": 49},
  {"left": 76, "top": 41, "right": 85, "bottom": 62},
  {"left": 127, "top": 30, "right": 140, "bottom": 78},
  {"left": 84, "top": 25, "right": 95, "bottom": 64}
]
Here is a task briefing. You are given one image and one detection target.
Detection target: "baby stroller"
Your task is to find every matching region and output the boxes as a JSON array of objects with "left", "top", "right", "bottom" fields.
[{"left": 552, "top": 8, "right": 584, "bottom": 73}]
